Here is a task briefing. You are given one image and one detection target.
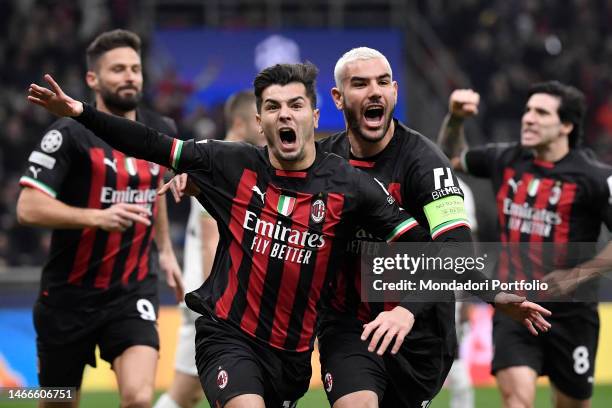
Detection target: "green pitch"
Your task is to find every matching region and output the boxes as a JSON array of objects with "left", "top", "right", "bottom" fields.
[{"left": 3, "top": 386, "right": 611, "bottom": 407}]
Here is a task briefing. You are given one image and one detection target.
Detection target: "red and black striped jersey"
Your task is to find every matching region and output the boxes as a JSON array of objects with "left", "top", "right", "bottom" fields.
[
  {"left": 318, "top": 120, "right": 470, "bottom": 352},
  {"left": 19, "top": 108, "right": 175, "bottom": 310},
  {"left": 73, "top": 104, "right": 428, "bottom": 352},
  {"left": 463, "top": 143, "right": 612, "bottom": 311}
]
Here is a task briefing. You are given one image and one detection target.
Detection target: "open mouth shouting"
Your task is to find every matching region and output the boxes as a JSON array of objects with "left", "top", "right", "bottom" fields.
[
  {"left": 278, "top": 127, "right": 297, "bottom": 150},
  {"left": 363, "top": 104, "right": 385, "bottom": 129}
]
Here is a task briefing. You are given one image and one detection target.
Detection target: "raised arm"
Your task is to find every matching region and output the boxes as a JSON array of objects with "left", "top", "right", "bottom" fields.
[
  {"left": 28, "top": 74, "right": 181, "bottom": 170},
  {"left": 437, "top": 89, "right": 480, "bottom": 171}
]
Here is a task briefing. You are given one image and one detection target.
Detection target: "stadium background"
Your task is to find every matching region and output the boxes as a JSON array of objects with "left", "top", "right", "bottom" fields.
[{"left": 0, "top": 0, "right": 611, "bottom": 406}]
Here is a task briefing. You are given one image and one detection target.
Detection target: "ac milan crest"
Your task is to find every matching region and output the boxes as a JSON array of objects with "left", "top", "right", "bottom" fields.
[
  {"left": 311, "top": 199, "right": 326, "bottom": 223},
  {"left": 324, "top": 372, "right": 333, "bottom": 392},
  {"left": 149, "top": 162, "right": 160, "bottom": 176},
  {"left": 217, "top": 369, "right": 228, "bottom": 389}
]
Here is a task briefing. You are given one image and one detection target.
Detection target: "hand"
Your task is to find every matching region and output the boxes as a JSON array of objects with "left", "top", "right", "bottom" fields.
[
  {"left": 361, "top": 306, "right": 415, "bottom": 355},
  {"left": 449, "top": 89, "right": 480, "bottom": 119},
  {"left": 28, "top": 74, "right": 84, "bottom": 117},
  {"left": 542, "top": 268, "right": 586, "bottom": 297},
  {"left": 94, "top": 203, "right": 151, "bottom": 232},
  {"left": 494, "top": 292, "right": 552, "bottom": 335},
  {"left": 158, "top": 173, "right": 201, "bottom": 203},
  {"left": 159, "top": 248, "right": 185, "bottom": 303}
]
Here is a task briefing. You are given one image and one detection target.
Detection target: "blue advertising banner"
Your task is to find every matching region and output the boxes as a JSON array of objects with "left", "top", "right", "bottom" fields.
[{"left": 151, "top": 29, "right": 406, "bottom": 131}]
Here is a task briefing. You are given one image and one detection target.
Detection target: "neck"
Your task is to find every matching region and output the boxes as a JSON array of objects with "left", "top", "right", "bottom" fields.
[
  {"left": 531, "top": 138, "right": 570, "bottom": 162},
  {"left": 225, "top": 130, "right": 241, "bottom": 142},
  {"left": 96, "top": 96, "right": 136, "bottom": 121},
  {"left": 268, "top": 143, "right": 316, "bottom": 171},
  {"left": 347, "top": 120, "right": 395, "bottom": 158}
]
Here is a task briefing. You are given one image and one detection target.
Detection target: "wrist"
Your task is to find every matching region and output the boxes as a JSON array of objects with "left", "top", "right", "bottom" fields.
[{"left": 448, "top": 113, "right": 465, "bottom": 125}]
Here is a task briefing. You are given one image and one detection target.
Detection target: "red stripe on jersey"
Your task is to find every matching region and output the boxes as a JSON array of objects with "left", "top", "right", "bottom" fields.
[
  {"left": 553, "top": 182, "right": 577, "bottom": 268},
  {"left": 95, "top": 151, "right": 129, "bottom": 289},
  {"left": 215, "top": 169, "right": 258, "bottom": 319},
  {"left": 349, "top": 160, "right": 375, "bottom": 168},
  {"left": 496, "top": 168, "right": 515, "bottom": 283},
  {"left": 269, "top": 193, "right": 313, "bottom": 347},
  {"left": 508, "top": 172, "right": 534, "bottom": 284},
  {"left": 123, "top": 159, "right": 153, "bottom": 284},
  {"left": 387, "top": 183, "right": 403, "bottom": 206},
  {"left": 297, "top": 193, "right": 345, "bottom": 351},
  {"left": 68, "top": 148, "right": 106, "bottom": 285},
  {"left": 275, "top": 170, "right": 307, "bottom": 178},
  {"left": 240, "top": 187, "right": 281, "bottom": 335},
  {"left": 528, "top": 178, "right": 555, "bottom": 280}
]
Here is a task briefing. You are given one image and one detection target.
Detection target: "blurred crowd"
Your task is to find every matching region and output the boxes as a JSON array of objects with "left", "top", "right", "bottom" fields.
[
  {"left": 419, "top": 0, "right": 612, "bottom": 156},
  {"left": 1, "top": 0, "right": 611, "bottom": 266}
]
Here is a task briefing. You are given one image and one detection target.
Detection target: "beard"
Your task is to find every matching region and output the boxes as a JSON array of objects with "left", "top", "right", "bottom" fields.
[
  {"left": 344, "top": 102, "right": 395, "bottom": 144},
  {"left": 99, "top": 86, "right": 142, "bottom": 112}
]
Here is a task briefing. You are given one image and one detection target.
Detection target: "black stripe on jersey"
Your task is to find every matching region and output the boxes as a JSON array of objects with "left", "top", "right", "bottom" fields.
[{"left": 284, "top": 193, "right": 346, "bottom": 351}]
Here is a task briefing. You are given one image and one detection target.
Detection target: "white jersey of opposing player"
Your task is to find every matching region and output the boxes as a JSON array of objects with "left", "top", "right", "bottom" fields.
[{"left": 183, "top": 197, "right": 207, "bottom": 293}]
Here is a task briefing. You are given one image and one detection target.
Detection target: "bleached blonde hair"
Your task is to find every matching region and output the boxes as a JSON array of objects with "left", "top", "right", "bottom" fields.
[{"left": 334, "top": 47, "right": 393, "bottom": 89}]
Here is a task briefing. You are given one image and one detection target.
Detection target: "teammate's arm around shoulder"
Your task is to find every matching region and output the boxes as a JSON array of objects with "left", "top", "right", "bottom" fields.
[{"left": 437, "top": 89, "right": 480, "bottom": 171}]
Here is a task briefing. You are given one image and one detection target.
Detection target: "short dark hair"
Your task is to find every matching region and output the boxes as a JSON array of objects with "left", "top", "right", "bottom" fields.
[
  {"left": 527, "top": 81, "right": 586, "bottom": 148},
  {"left": 253, "top": 62, "right": 318, "bottom": 113},
  {"left": 224, "top": 90, "right": 256, "bottom": 125},
  {"left": 86, "top": 29, "right": 141, "bottom": 70}
]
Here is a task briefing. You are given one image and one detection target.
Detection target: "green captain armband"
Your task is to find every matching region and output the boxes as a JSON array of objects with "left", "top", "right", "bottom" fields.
[{"left": 423, "top": 195, "right": 470, "bottom": 239}]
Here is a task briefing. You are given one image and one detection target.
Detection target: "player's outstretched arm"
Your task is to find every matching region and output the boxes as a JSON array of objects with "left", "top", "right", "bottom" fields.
[
  {"left": 28, "top": 74, "right": 181, "bottom": 170},
  {"left": 437, "top": 89, "right": 480, "bottom": 171},
  {"left": 493, "top": 292, "right": 552, "bottom": 336}
]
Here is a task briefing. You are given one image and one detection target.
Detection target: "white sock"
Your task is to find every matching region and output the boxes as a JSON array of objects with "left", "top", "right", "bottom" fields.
[{"left": 153, "top": 393, "right": 181, "bottom": 408}]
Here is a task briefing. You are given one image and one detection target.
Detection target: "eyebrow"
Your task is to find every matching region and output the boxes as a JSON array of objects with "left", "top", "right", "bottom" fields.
[
  {"left": 263, "top": 96, "right": 306, "bottom": 105},
  {"left": 349, "top": 74, "right": 391, "bottom": 82}
]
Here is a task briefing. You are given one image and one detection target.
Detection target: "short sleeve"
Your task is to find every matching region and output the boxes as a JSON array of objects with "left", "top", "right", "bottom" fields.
[
  {"left": 462, "top": 143, "right": 513, "bottom": 178},
  {"left": 19, "top": 124, "right": 74, "bottom": 198}
]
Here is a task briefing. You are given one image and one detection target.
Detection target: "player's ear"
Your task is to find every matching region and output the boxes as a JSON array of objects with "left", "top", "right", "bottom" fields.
[
  {"left": 561, "top": 121, "right": 573, "bottom": 138},
  {"left": 313, "top": 108, "right": 320, "bottom": 129},
  {"left": 85, "top": 71, "right": 98, "bottom": 90},
  {"left": 393, "top": 81, "right": 398, "bottom": 104},
  {"left": 256, "top": 114, "right": 264, "bottom": 135},
  {"left": 331, "top": 87, "right": 343, "bottom": 110}
]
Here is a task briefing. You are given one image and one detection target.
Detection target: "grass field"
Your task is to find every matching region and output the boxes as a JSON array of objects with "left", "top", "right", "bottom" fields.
[{"left": 2, "top": 386, "right": 611, "bottom": 407}]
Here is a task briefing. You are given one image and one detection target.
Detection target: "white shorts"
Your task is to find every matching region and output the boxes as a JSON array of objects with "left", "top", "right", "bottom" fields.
[{"left": 174, "top": 304, "right": 201, "bottom": 376}]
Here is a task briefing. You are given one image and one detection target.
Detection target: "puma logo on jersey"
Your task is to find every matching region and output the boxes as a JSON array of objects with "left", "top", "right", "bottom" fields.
[
  {"left": 252, "top": 185, "right": 266, "bottom": 203},
  {"left": 29, "top": 166, "right": 42, "bottom": 179},
  {"left": 104, "top": 157, "right": 118, "bottom": 173},
  {"left": 508, "top": 177, "right": 522, "bottom": 194}
]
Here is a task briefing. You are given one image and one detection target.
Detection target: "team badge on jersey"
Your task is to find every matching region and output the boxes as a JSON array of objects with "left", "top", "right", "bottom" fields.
[
  {"left": 277, "top": 195, "right": 296, "bottom": 216},
  {"left": 41, "top": 130, "right": 63, "bottom": 153},
  {"left": 217, "top": 369, "right": 228, "bottom": 389},
  {"left": 324, "top": 372, "right": 333, "bottom": 392},
  {"left": 311, "top": 199, "right": 326, "bottom": 223},
  {"left": 149, "top": 162, "right": 160, "bottom": 176},
  {"left": 549, "top": 182, "right": 562, "bottom": 205}
]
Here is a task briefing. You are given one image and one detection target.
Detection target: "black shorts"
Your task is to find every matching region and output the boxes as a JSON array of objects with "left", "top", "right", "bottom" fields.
[
  {"left": 492, "top": 306, "right": 599, "bottom": 400},
  {"left": 34, "top": 293, "right": 159, "bottom": 388},
  {"left": 318, "top": 318, "right": 453, "bottom": 408},
  {"left": 195, "top": 311, "right": 311, "bottom": 407}
]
